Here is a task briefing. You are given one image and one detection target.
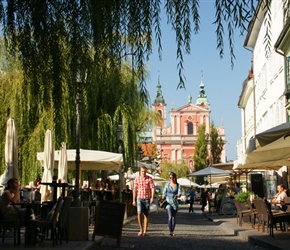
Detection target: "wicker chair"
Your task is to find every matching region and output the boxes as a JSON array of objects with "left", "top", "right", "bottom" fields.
[
  {"left": 234, "top": 199, "right": 251, "bottom": 226},
  {"left": 57, "top": 196, "right": 72, "bottom": 244},
  {"left": 25, "top": 196, "right": 63, "bottom": 246},
  {"left": 264, "top": 199, "right": 290, "bottom": 237},
  {"left": 0, "top": 212, "right": 21, "bottom": 245},
  {"left": 0, "top": 197, "right": 22, "bottom": 245},
  {"left": 247, "top": 199, "right": 258, "bottom": 229},
  {"left": 253, "top": 199, "right": 268, "bottom": 232}
]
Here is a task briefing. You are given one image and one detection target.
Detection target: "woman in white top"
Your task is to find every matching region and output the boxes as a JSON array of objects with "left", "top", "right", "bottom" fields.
[
  {"left": 0, "top": 178, "right": 22, "bottom": 219},
  {"left": 272, "top": 184, "right": 287, "bottom": 209}
]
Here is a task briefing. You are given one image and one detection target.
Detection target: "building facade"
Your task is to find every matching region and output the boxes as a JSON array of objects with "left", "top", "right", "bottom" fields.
[
  {"left": 237, "top": 1, "right": 289, "bottom": 189},
  {"left": 152, "top": 76, "right": 226, "bottom": 173}
]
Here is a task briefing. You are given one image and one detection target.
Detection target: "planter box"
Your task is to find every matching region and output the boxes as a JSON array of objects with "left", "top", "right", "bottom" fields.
[{"left": 68, "top": 207, "right": 89, "bottom": 241}]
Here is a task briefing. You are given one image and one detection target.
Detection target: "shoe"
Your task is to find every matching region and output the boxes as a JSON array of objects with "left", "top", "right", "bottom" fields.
[
  {"left": 169, "top": 232, "right": 175, "bottom": 236},
  {"left": 143, "top": 233, "right": 149, "bottom": 236},
  {"left": 138, "top": 232, "right": 143, "bottom": 237}
]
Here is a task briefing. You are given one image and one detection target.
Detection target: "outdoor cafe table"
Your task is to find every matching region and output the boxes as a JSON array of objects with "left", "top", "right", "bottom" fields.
[
  {"left": 15, "top": 201, "right": 43, "bottom": 219},
  {"left": 40, "top": 182, "right": 71, "bottom": 203}
]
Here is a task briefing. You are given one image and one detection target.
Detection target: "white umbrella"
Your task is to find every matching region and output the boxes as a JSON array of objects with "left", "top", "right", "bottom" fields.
[
  {"left": 37, "top": 149, "right": 123, "bottom": 171},
  {"left": 177, "top": 178, "right": 200, "bottom": 188},
  {"left": 57, "top": 142, "right": 68, "bottom": 183},
  {"left": 130, "top": 172, "right": 167, "bottom": 182},
  {"left": 0, "top": 118, "right": 18, "bottom": 186},
  {"left": 112, "top": 172, "right": 167, "bottom": 182},
  {"left": 57, "top": 142, "right": 68, "bottom": 197},
  {"left": 187, "top": 166, "right": 231, "bottom": 187},
  {"left": 40, "top": 129, "right": 54, "bottom": 202}
]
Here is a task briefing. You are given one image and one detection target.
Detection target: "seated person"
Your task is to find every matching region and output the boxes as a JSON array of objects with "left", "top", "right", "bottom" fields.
[
  {"left": 272, "top": 184, "right": 287, "bottom": 210},
  {"left": 123, "top": 185, "right": 132, "bottom": 193},
  {"left": 47, "top": 199, "right": 64, "bottom": 220},
  {"left": 94, "top": 180, "right": 104, "bottom": 200},
  {"left": 34, "top": 177, "right": 42, "bottom": 189},
  {"left": 234, "top": 183, "right": 242, "bottom": 194},
  {"left": 0, "top": 178, "right": 33, "bottom": 222},
  {"left": 104, "top": 178, "right": 115, "bottom": 200}
]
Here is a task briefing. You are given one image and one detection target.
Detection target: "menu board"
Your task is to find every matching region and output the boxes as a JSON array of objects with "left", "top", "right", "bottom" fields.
[{"left": 92, "top": 200, "right": 126, "bottom": 246}]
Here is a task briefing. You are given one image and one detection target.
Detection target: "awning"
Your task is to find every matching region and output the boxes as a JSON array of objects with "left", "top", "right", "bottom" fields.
[{"left": 37, "top": 149, "right": 123, "bottom": 171}]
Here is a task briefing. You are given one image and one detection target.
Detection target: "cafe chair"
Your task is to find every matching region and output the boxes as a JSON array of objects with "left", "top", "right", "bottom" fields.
[
  {"left": 0, "top": 211, "right": 21, "bottom": 246},
  {"left": 0, "top": 197, "right": 22, "bottom": 246},
  {"left": 25, "top": 196, "right": 63, "bottom": 246},
  {"left": 234, "top": 199, "right": 251, "bottom": 226},
  {"left": 253, "top": 199, "right": 268, "bottom": 232},
  {"left": 57, "top": 196, "right": 72, "bottom": 244},
  {"left": 264, "top": 199, "right": 290, "bottom": 237},
  {"left": 247, "top": 199, "right": 258, "bottom": 229}
]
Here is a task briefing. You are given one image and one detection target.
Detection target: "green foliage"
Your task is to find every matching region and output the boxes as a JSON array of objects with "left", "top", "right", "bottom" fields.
[
  {"left": 160, "top": 160, "right": 189, "bottom": 180},
  {"left": 235, "top": 191, "right": 255, "bottom": 203},
  {"left": 0, "top": 1, "right": 262, "bottom": 92},
  {"left": 0, "top": 1, "right": 268, "bottom": 185},
  {"left": 209, "top": 122, "right": 225, "bottom": 164},
  {"left": 193, "top": 124, "right": 209, "bottom": 184},
  {"left": 0, "top": 35, "right": 148, "bottom": 185}
]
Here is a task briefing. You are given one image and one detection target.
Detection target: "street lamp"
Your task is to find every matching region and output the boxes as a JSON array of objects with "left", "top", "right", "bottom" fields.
[
  {"left": 116, "top": 124, "right": 123, "bottom": 154},
  {"left": 73, "top": 78, "right": 81, "bottom": 207},
  {"left": 73, "top": 69, "right": 86, "bottom": 207},
  {"left": 116, "top": 124, "right": 124, "bottom": 201},
  {"left": 138, "top": 148, "right": 143, "bottom": 161}
]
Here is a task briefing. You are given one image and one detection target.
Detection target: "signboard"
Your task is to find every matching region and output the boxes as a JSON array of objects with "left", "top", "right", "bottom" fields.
[{"left": 92, "top": 200, "right": 126, "bottom": 246}]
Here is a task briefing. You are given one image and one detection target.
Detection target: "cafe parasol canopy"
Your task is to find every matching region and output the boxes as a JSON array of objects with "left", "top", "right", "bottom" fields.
[
  {"left": 57, "top": 142, "right": 68, "bottom": 197},
  {"left": 0, "top": 118, "right": 18, "bottom": 186},
  {"left": 177, "top": 178, "right": 200, "bottom": 188},
  {"left": 37, "top": 149, "right": 123, "bottom": 171},
  {"left": 39, "top": 129, "right": 54, "bottom": 202},
  {"left": 187, "top": 166, "right": 231, "bottom": 187}
]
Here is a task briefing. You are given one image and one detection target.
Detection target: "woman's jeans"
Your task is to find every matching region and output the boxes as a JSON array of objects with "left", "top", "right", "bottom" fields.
[{"left": 166, "top": 206, "right": 177, "bottom": 232}]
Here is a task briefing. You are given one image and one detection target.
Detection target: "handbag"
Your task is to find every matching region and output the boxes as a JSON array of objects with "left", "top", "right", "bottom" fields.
[{"left": 159, "top": 199, "right": 168, "bottom": 208}]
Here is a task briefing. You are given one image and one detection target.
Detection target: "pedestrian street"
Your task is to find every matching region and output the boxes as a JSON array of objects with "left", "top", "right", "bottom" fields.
[{"left": 92, "top": 204, "right": 265, "bottom": 250}]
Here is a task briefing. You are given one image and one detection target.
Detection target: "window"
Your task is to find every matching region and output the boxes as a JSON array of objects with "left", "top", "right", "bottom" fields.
[
  {"left": 286, "top": 57, "right": 290, "bottom": 90},
  {"left": 188, "top": 122, "right": 193, "bottom": 134}
]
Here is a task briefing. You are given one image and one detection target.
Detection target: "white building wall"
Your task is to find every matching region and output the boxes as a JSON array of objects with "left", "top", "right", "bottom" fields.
[
  {"left": 253, "top": 3, "right": 286, "bottom": 135},
  {"left": 237, "top": 1, "right": 287, "bottom": 164}
]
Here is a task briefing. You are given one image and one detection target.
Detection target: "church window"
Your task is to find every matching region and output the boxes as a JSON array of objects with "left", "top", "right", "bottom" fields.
[
  {"left": 158, "top": 110, "right": 162, "bottom": 117},
  {"left": 188, "top": 122, "right": 193, "bottom": 134}
]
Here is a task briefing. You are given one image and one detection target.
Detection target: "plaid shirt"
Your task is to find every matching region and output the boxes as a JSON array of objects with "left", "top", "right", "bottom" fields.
[{"left": 134, "top": 175, "right": 155, "bottom": 199}]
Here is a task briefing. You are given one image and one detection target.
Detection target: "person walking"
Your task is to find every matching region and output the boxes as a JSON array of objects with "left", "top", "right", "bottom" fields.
[
  {"left": 188, "top": 185, "right": 195, "bottom": 213},
  {"left": 161, "top": 171, "right": 181, "bottom": 236},
  {"left": 201, "top": 188, "right": 209, "bottom": 212},
  {"left": 132, "top": 165, "right": 155, "bottom": 236}
]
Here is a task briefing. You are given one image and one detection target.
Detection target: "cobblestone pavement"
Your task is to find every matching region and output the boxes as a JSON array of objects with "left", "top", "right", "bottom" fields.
[{"left": 91, "top": 204, "right": 267, "bottom": 250}]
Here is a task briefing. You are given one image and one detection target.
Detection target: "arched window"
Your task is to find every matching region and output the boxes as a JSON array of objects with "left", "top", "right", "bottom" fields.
[
  {"left": 188, "top": 122, "right": 193, "bottom": 134},
  {"left": 158, "top": 110, "right": 162, "bottom": 117}
]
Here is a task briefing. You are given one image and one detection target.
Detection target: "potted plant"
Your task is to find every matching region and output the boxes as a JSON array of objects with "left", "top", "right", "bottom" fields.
[{"left": 235, "top": 191, "right": 255, "bottom": 203}]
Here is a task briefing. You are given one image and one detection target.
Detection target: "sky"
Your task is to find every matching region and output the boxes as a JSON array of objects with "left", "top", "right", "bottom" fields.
[{"left": 146, "top": 2, "right": 253, "bottom": 162}]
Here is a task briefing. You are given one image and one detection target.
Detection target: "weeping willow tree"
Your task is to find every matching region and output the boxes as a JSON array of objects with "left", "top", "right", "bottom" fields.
[
  {"left": 0, "top": 1, "right": 268, "bottom": 184},
  {"left": 0, "top": 36, "right": 148, "bottom": 185},
  {"left": 0, "top": 1, "right": 265, "bottom": 92}
]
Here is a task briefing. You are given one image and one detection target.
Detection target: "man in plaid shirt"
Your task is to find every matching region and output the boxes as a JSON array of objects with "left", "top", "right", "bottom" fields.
[{"left": 132, "top": 166, "right": 155, "bottom": 236}]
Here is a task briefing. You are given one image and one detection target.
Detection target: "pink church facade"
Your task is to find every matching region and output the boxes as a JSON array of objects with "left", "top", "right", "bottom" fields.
[{"left": 152, "top": 77, "right": 226, "bottom": 173}]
